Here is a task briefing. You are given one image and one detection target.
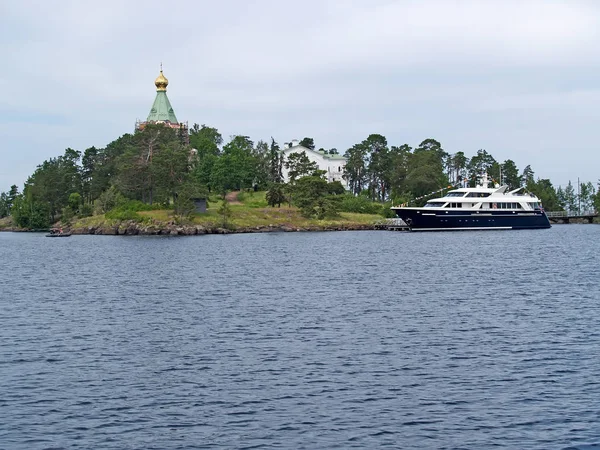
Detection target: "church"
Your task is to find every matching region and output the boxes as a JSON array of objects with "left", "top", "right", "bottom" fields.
[
  {"left": 135, "top": 67, "right": 348, "bottom": 188},
  {"left": 280, "top": 140, "right": 348, "bottom": 188},
  {"left": 135, "top": 66, "right": 188, "bottom": 142}
]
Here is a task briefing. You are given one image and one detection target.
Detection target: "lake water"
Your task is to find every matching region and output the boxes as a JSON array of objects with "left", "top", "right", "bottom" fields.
[{"left": 1, "top": 226, "right": 600, "bottom": 449}]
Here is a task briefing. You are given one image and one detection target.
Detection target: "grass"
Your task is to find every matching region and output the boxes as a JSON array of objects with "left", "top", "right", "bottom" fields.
[
  {"left": 71, "top": 191, "right": 384, "bottom": 231},
  {"left": 0, "top": 217, "right": 12, "bottom": 229}
]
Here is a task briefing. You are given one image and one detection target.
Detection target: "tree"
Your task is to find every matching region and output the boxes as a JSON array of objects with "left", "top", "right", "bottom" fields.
[
  {"left": 210, "top": 135, "right": 256, "bottom": 195},
  {"left": 0, "top": 185, "right": 18, "bottom": 218},
  {"left": 556, "top": 186, "right": 566, "bottom": 211},
  {"left": 266, "top": 183, "right": 286, "bottom": 207},
  {"left": 449, "top": 152, "right": 468, "bottom": 184},
  {"left": 467, "top": 149, "right": 496, "bottom": 186},
  {"left": 363, "top": 134, "right": 389, "bottom": 202},
  {"left": 405, "top": 146, "right": 448, "bottom": 200},
  {"left": 11, "top": 194, "right": 51, "bottom": 229},
  {"left": 501, "top": 159, "right": 520, "bottom": 189},
  {"left": 580, "top": 181, "right": 595, "bottom": 213},
  {"left": 285, "top": 151, "right": 318, "bottom": 184},
  {"left": 299, "top": 137, "right": 315, "bottom": 150},
  {"left": 68, "top": 192, "right": 82, "bottom": 213},
  {"left": 217, "top": 198, "right": 232, "bottom": 228},
  {"left": 343, "top": 144, "right": 368, "bottom": 195},
  {"left": 253, "top": 140, "right": 270, "bottom": 188},
  {"left": 564, "top": 181, "right": 577, "bottom": 213},
  {"left": 528, "top": 179, "right": 561, "bottom": 211},
  {"left": 189, "top": 124, "right": 222, "bottom": 158},
  {"left": 268, "top": 138, "right": 283, "bottom": 184},
  {"left": 521, "top": 165, "right": 535, "bottom": 188},
  {"left": 115, "top": 124, "right": 180, "bottom": 204},
  {"left": 150, "top": 141, "right": 192, "bottom": 205},
  {"left": 387, "top": 144, "right": 412, "bottom": 200},
  {"left": 173, "top": 181, "right": 207, "bottom": 220},
  {"left": 291, "top": 175, "right": 342, "bottom": 219}
]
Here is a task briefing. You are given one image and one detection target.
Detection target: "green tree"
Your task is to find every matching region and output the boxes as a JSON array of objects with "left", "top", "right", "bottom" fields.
[
  {"left": 299, "top": 137, "right": 315, "bottom": 150},
  {"left": 501, "top": 159, "right": 520, "bottom": 189},
  {"left": 449, "top": 151, "right": 468, "bottom": 184},
  {"left": 210, "top": 135, "right": 256, "bottom": 195},
  {"left": 564, "top": 181, "right": 577, "bottom": 213},
  {"left": 521, "top": 165, "right": 535, "bottom": 187},
  {"left": 285, "top": 151, "right": 318, "bottom": 184},
  {"left": 151, "top": 141, "right": 192, "bottom": 205},
  {"left": 173, "top": 181, "right": 207, "bottom": 220},
  {"left": 528, "top": 179, "right": 561, "bottom": 211},
  {"left": 580, "top": 181, "right": 595, "bottom": 212},
  {"left": 68, "top": 192, "right": 82, "bottom": 213},
  {"left": 343, "top": 143, "right": 368, "bottom": 195},
  {"left": 0, "top": 185, "right": 18, "bottom": 218},
  {"left": 266, "top": 183, "right": 286, "bottom": 207},
  {"left": 556, "top": 186, "right": 566, "bottom": 211},
  {"left": 467, "top": 149, "right": 496, "bottom": 186},
  {"left": 217, "top": 198, "right": 232, "bottom": 228},
  {"left": 268, "top": 138, "right": 283, "bottom": 183},
  {"left": 387, "top": 144, "right": 412, "bottom": 200},
  {"left": 363, "top": 134, "right": 389, "bottom": 201},
  {"left": 292, "top": 175, "right": 342, "bottom": 219},
  {"left": 115, "top": 124, "right": 180, "bottom": 204},
  {"left": 11, "top": 194, "right": 51, "bottom": 229},
  {"left": 189, "top": 124, "right": 222, "bottom": 158},
  {"left": 405, "top": 147, "right": 448, "bottom": 200},
  {"left": 252, "top": 140, "right": 270, "bottom": 188}
]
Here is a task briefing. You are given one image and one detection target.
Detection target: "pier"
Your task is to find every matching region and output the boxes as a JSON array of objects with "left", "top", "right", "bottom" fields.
[
  {"left": 374, "top": 218, "right": 410, "bottom": 231},
  {"left": 546, "top": 211, "right": 598, "bottom": 224}
]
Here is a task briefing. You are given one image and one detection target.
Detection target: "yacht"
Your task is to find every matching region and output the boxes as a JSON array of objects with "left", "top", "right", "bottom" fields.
[{"left": 391, "top": 174, "right": 551, "bottom": 231}]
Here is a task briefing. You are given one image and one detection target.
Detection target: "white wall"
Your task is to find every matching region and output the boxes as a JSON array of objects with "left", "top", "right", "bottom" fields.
[{"left": 281, "top": 145, "right": 348, "bottom": 188}]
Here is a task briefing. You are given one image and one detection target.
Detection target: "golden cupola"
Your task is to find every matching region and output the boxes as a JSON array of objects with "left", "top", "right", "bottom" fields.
[{"left": 154, "top": 70, "right": 169, "bottom": 92}]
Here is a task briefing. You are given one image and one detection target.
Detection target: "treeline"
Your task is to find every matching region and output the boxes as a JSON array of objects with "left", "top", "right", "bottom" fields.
[
  {"left": 343, "top": 134, "right": 599, "bottom": 212},
  {"left": 1, "top": 125, "right": 597, "bottom": 228}
]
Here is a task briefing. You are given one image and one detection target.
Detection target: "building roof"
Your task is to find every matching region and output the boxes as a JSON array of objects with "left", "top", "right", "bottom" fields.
[
  {"left": 147, "top": 91, "right": 178, "bottom": 123},
  {"left": 282, "top": 144, "right": 347, "bottom": 161}
]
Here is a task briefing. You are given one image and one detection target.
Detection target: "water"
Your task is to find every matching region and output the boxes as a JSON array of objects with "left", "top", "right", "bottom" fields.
[{"left": 1, "top": 226, "right": 600, "bottom": 449}]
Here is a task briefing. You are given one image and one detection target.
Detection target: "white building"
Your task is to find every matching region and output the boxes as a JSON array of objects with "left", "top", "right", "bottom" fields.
[{"left": 281, "top": 139, "right": 348, "bottom": 188}]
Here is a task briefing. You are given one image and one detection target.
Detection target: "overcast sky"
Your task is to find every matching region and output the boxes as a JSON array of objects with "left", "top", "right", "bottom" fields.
[{"left": 2, "top": 0, "right": 600, "bottom": 190}]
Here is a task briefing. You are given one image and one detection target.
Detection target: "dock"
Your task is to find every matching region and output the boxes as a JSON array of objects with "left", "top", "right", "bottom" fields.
[
  {"left": 374, "top": 218, "right": 410, "bottom": 231},
  {"left": 546, "top": 211, "right": 598, "bottom": 224}
]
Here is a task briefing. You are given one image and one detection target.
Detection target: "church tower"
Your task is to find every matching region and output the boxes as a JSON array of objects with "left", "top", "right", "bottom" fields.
[{"left": 136, "top": 66, "right": 188, "bottom": 142}]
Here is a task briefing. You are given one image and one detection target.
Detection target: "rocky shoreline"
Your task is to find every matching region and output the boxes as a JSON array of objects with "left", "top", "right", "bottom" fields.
[{"left": 2, "top": 220, "right": 378, "bottom": 235}]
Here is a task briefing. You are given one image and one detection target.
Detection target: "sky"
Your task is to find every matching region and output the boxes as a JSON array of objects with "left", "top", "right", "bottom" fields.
[{"left": 2, "top": 0, "right": 600, "bottom": 190}]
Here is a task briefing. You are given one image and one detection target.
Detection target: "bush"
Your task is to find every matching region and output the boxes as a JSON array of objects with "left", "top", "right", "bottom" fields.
[
  {"left": 381, "top": 201, "right": 397, "bottom": 218},
  {"left": 339, "top": 194, "right": 384, "bottom": 215},
  {"left": 79, "top": 203, "right": 93, "bottom": 217}
]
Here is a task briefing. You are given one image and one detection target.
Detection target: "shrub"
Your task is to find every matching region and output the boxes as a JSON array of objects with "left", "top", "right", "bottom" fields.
[{"left": 339, "top": 194, "right": 384, "bottom": 215}]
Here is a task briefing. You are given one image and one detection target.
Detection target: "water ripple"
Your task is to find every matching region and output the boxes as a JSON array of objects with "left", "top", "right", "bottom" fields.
[{"left": 1, "top": 227, "right": 600, "bottom": 448}]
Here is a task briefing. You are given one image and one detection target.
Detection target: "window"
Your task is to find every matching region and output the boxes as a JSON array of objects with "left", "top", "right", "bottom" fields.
[{"left": 466, "top": 192, "right": 491, "bottom": 198}]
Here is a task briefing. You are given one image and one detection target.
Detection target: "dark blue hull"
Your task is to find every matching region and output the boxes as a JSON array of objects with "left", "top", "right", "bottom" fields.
[{"left": 392, "top": 208, "right": 551, "bottom": 231}]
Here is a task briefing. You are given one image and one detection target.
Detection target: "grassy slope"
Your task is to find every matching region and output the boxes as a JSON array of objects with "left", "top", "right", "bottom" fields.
[
  {"left": 0, "top": 217, "right": 12, "bottom": 229},
  {"left": 73, "top": 191, "right": 382, "bottom": 230}
]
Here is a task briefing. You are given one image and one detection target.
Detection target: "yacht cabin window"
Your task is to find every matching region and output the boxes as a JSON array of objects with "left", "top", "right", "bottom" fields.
[
  {"left": 424, "top": 202, "right": 445, "bottom": 208},
  {"left": 466, "top": 192, "right": 491, "bottom": 198},
  {"left": 445, "top": 192, "right": 465, "bottom": 197},
  {"left": 487, "top": 202, "right": 523, "bottom": 209}
]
